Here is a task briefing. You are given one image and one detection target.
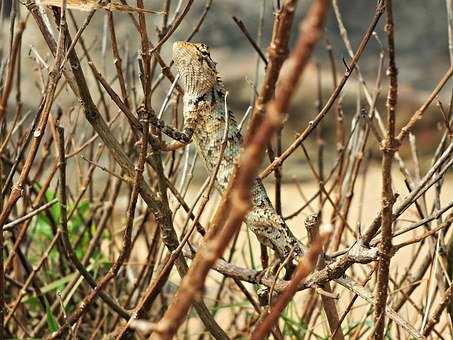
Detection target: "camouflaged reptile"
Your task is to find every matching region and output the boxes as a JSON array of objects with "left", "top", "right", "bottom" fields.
[{"left": 151, "top": 41, "right": 304, "bottom": 263}]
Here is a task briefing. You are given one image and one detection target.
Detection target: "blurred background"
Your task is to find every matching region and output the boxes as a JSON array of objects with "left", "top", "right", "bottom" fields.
[{"left": 1, "top": 0, "right": 451, "bottom": 165}]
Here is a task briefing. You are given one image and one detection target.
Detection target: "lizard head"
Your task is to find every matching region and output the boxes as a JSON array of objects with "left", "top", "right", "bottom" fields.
[{"left": 173, "top": 41, "right": 218, "bottom": 97}]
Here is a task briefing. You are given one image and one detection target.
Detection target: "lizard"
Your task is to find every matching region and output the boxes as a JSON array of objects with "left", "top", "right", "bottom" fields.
[
  {"left": 143, "top": 44, "right": 399, "bottom": 337},
  {"left": 146, "top": 41, "right": 305, "bottom": 267}
]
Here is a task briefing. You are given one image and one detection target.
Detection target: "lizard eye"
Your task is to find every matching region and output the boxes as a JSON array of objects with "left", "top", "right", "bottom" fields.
[{"left": 197, "top": 43, "right": 210, "bottom": 56}]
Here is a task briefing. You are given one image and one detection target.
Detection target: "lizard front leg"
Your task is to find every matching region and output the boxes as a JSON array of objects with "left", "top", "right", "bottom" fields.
[{"left": 138, "top": 105, "right": 198, "bottom": 150}]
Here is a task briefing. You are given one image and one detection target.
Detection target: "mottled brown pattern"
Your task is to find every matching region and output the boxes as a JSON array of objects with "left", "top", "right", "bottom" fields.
[{"left": 173, "top": 41, "right": 304, "bottom": 262}]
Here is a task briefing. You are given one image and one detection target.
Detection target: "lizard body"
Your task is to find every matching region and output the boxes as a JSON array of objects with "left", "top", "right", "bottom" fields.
[{"left": 171, "top": 41, "right": 304, "bottom": 262}]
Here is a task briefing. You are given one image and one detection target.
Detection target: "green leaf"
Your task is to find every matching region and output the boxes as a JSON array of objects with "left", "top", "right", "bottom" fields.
[
  {"left": 210, "top": 301, "right": 250, "bottom": 312},
  {"left": 78, "top": 200, "right": 89, "bottom": 215},
  {"left": 44, "top": 188, "right": 57, "bottom": 203},
  {"left": 35, "top": 214, "right": 53, "bottom": 240},
  {"left": 41, "top": 273, "right": 77, "bottom": 295},
  {"left": 22, "top": 263, "right": 96, "bottom": 303},
  {"left": 42, "top": 188, "right": 60, "bottom": 221},
  {"left": 24, "top": 295, "right": 40, "bottom": 311},
  {"left": 45, "top": 299, "right": 59, "bottom": 332},
  {"left": 69, "top": 200, "right": 89, "bottom": 234}
]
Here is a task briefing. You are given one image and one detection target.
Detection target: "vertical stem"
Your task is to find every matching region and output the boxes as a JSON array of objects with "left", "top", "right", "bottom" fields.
[
  {"left": 315, "top": 62, "right": 324, "bottom": 212},
  {"left": 306, "top": 214, "right": 344, "bottom": 340},
  {"left": 248, "top": 0, "right": 298, "bottom": 137},
  {"left": 373, "top": 0, "right": 398, "bottom": 338},
  {"left": 136, "top": 0, "right": 151, "bottom": 108},
  {"left": 446, "top": 0, "right": 453, "bottom": 63}
]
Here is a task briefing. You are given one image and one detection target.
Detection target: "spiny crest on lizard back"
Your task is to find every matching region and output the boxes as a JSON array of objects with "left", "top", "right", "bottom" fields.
[{"left": 173, "top": 41, "right": 225, "bottom": 97}]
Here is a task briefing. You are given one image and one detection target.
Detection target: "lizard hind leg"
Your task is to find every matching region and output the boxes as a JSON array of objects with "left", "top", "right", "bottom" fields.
[
  {"left": 254, "top": 227, "right": 297, "bottom": 279},
  {"left": 244, "top": 191, "right": 304, "bottom": 277},
  {"left": 248, "top": 219, "right": 298, "bottom": 258},
  {"left": 258, "top": 237, "right": 296, "bottom": 280},
  {"left": 253, "top": 228, "right": 287, "bottom": 261}
]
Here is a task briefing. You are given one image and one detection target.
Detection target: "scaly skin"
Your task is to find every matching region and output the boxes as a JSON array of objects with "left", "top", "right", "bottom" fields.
[{"left": 172, "top": 41, "right": 304, "bottom": 262}]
